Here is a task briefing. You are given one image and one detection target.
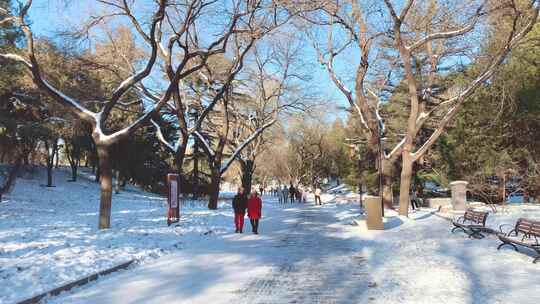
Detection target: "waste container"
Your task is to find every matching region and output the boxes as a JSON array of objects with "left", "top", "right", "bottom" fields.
[{"left": 365, "top": 195, "right": 384, "bottom": 230}]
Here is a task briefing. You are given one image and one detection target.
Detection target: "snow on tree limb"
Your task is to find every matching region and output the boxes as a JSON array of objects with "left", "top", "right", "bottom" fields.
[
  {"left": 0, "top": 53, "right": 32, "bottom": 68},
  {"left": 151, "top": 119, "right": 177, "bottom": 152},
  {"left": 220, "top": 118, "right": 277, "bottom": 175},
  {"left": 100, "top": 1, "right": 167, "bottom": 123},
  {"left": 407, "top": 3, "right": 485, "bottom": 52},
  {"left": 412, "top": 5, "right": 540, "bottom": 161},
  {"left": 194, "top": 131, "right": 215, "bottom": 158}
]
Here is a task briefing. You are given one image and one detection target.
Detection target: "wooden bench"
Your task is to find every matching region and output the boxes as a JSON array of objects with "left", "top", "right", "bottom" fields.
[
  {"left": 497, "top": 218, "right": 540, "bottom": 264},
  {"left": 451, "top": 209, "right": 489, "bottom": 239}
]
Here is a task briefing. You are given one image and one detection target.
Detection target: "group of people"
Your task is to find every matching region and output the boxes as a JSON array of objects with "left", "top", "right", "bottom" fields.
[
  {"left": 232, "top": 187, "right": 262, "bottom": 234},
  {"left": 273, "top": 184, "right": 306, "bottom": 204}
]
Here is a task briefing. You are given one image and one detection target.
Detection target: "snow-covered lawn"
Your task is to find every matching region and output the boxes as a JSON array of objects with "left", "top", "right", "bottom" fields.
[
  {"left": 0, "top": 168, "right": 235, "bottom": 304},
  {"left": 347, "top": 204, "right": 540, "bottom": 304}
]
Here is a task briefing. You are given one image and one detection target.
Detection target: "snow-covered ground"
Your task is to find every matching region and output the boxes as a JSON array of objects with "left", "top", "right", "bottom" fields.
[
  {"left": 0, "top": 168, "right": 236, "bottom": 304},
  {"left": 2, "top": 174, "right": 540, "bottom": 304}
]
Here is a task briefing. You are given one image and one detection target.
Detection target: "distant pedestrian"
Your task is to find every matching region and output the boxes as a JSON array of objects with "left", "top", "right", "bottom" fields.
[
  {"left": 315, "top": 186, "right": 322, "bottom": 205},
  {"left": 289, "top": 184, "right": 296, "bottom": 203},
  {"left": 281, "top": 186, "right": 289, "bottom": 204},
  {"left": 301, "top": 189, "right": 308, "bottom": 203},
  {"left": 232, "top": 187, "right": 248, "bottom": 233},
  {"left": 295, "top": 187, "right": 301, "bottom": 203},
  {"left": 410, "top": 190, "right": 419, "bottom": 210},
  {"left": 259, "top": 186, "right": 264, "bottom": 196},
  {"left": 247, "top": 190, "right": 262, "bottom": 234}
]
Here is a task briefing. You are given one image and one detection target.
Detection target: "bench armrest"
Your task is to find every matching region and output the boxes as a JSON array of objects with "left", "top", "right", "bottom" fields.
[{"left": 499, "top": 224, "right": 514, "bottom": 235}]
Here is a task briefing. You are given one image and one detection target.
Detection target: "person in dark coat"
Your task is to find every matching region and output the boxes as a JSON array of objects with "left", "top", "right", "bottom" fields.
[
  {"left": 289, "top": 184, "right": 296, "bottom": 203},
  {"left": 232, "top": 187, "right": 248, "bottom": 233},
  {"left": 247, "top": 190, "right": 262, "bottom": 234}
]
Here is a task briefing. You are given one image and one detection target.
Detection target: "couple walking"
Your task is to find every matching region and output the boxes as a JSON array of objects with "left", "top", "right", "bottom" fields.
[{"left": 232, "top": 187, "right": 262, "bottom": 234}]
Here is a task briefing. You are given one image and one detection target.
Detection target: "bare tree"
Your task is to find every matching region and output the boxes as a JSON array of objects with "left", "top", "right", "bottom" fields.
[
  {"left": 148, "top": 0, "right": 296, "bottom": 204},
  {"left": 306, "top": 0, "right": 539, "bottom": 216},
  {"left": 306, "top": 1, "right": 402, "bottom": 208},
  {"left": 229, "top": 37, "right": 309, "bottom": 192},
  {"left": 381, "top": 0, "right": 539, "bottom": 216},
  {"left": 0, "top": 0, "right": 283, "bottom": 228}
]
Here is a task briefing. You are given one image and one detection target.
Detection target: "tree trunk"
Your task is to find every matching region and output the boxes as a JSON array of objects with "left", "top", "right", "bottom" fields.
[
  {"left": 0, "top": 155, "right": 23, "bottom": 201},
  {"left": 398, "top": 152, "right": 414, "bottom": 217},
  {"left": 381, "top": 158, "right": 394, "bottom": 209},
  {"left": 192, "top": 139, "right": 200, "bottom": 199},
  {"left": 114, "top": 170, "right": 120, "bottom": 194},
  {"left": 174, "top": 144, "right": 186, "bottom": 196},
  {"left": 240, "top": 159, "right": 255, "bottom": 192},
  {"left": 208, "top": 167, "right": 220, "bottom": 210},
  {"left": 500, "top": 173, "right": 506, "bottom": 204},
  {"left": 66, "top": 144, "right": 78, "bottom": 182},
  {"left": 70, "top": 163, "right": 78, "bottom": 182},
  {"left": 54, "top": 147, "right": 60, "bottom": 168},
  {"left": 97, "top": 145, "right": 113, "bottom": 229},
  {"left": 45, "top": 140, "right": 57, "bottom": 187},
  {"left": 95, "top": 163, "right": 100, "bottom": 183},
  {"left": 46, "top": 163, "right": 53, "bottom": 187}
]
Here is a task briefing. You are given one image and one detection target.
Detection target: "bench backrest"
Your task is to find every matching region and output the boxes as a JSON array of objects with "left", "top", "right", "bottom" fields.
[
  {"left": 515, "top": 218, "right": 540, "bottom": 237},
  {"left": 463, "top": 210, "right": 488, "bottom": 226}
]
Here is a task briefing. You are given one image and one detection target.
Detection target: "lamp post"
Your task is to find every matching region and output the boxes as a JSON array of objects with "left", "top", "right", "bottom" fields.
[{"left": 378, "top": 135, "right": 385, "bottom": 217}]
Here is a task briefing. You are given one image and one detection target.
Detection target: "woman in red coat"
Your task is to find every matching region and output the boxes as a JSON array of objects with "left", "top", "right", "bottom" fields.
[{"left": 247, "top": 190, "right": 262, "bottom": 234}]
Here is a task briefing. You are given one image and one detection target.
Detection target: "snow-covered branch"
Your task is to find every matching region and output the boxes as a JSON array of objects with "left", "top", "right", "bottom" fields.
[
  {"left": 407, "top": 3, "right": 485, "bottom": 52},
  {"left": 412, "top": 5, "right": 539, "bottom": 161},
  {"left": 194, "top": 130, "right": 215, "bottom": 158},
  {"left": 151, "top": 119, "right": 178, "bottom": 153},
  {"left": 220, "top": 118, "right": 277, "bottom": 175},
  {"left": 100, "top": 1, "right": 167, "bottom": 122},
  {"left": 0, "top": 53, "right": 32, "bottom": 68}
]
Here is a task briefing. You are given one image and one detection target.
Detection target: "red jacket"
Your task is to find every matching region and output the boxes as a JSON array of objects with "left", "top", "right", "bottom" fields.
[{"left": 247, "top": 196, "right": 262, "bottom": 219}]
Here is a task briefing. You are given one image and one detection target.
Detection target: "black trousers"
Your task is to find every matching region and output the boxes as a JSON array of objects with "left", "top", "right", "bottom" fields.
[
  {"left": 315, "top": 195, "right": 322, "bottom": 205},
  {"left": 410, "top": 199, "right": 419, "bottom": 210},
  {"left": 250, "top": 219, "right": 259, "bottom": 233}
]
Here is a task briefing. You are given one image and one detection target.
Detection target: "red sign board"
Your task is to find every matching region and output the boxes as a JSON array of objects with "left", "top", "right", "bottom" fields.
[{"left": 167, "top": 173, "right": 180, "bottom": 226}]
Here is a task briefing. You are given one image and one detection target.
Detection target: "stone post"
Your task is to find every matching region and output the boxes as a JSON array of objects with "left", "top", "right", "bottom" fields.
[
  {"left": 365, "top": 196, "right": 384, "bottom": 230},
  {"left": 450, "top": 181, "right": 468, "bottom": 211}
]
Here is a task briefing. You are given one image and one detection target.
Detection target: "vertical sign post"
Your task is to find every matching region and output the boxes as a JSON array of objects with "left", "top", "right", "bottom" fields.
[{"left": 167, "top": 173, "right": 180, "bottom": 226}]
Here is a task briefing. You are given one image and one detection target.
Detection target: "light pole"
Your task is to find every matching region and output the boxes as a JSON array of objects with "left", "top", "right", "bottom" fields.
[{"left": 378, "top": 135, "right": 385, "bottom": 217}]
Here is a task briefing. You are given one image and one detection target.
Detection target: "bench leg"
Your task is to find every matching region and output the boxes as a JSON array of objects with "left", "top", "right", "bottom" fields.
[
  {"left": 451, "top": 225, "right": 466, "bottom": 234},
  {"left": 497, "top": 242, "right": 518, "bottom": 252},
  {"left": 533, "top": 248, "right": 540, "bottom": 264},
  {"left": 468, "top": 230, "right": 484, "bottom": 239}
]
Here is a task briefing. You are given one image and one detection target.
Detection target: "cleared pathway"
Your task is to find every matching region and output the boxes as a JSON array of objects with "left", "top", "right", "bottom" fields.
[{"left": 50, "top": 198, "right": 370, "bottom": 304}]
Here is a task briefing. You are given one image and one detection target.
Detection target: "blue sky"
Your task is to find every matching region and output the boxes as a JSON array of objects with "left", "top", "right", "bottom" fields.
[{"left": 25, "top": 0, "right": 352, "bottom": 122}]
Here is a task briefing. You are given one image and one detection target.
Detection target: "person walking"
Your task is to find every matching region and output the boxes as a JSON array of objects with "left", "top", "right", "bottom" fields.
[
  {"left": 410, "top": 189, "right": 419, "bottom": 211},
  {"left": 295, "top": 188, "right": 302, "bottom": 202},
  {"left": 314, "top": 186, "right": 322, "bottom": 205},
  {"left": 247, "top": 190, "right": 262, "bottom": 234},
  {"left": 281, "top": 186, "right": 289, "bottom": 204},
  {"left": 232, "top": 187, "right": 248, "bottom": 233},
  {"left": 289, "top": 184, "right": 296, "bottom": 203}
]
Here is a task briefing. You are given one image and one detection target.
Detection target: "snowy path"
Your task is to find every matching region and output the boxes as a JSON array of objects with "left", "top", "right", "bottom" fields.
[
  {"left": 235, "top": 204, "right": 369, "bottom": 304},
  {"left": 48, "top": 198, "right": 371, "bottom": 304}
]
